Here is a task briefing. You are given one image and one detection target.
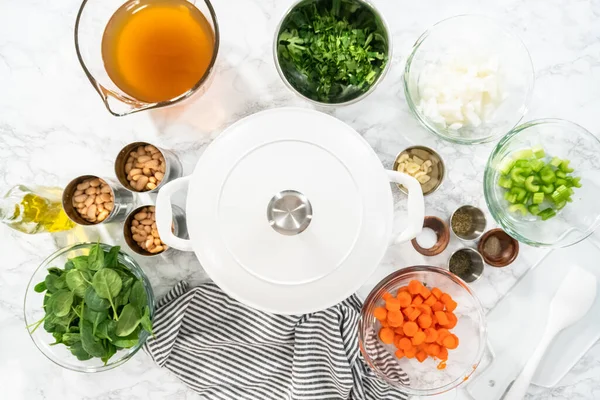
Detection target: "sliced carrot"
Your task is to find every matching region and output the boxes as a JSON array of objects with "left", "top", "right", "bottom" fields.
[
  {"left": 412, "top": 295, "right": 424, "bottom": 306},
  {"left": 417, "top": 343, "right": 428, "bottom": 352},
  {"left": 440, "top": 293, "right": 457, "bottom": 312},
  {"left": 443, "top": 334, "right": 459, "bottom": 350},
  {"left": 373, "top": 307, "right": 387, "bottom": 321},
  {"left": 380, "top": 320, "right": 389, "bottom": 328},
  {"left": 398, "top": 337, "right": 413, "bottom": 351},
  {"left": 411, "top": 330, "right": 426, "bottom": 346},
  {"left": 424, "top": 328, "right": 438, "bottom": 343},
  {"left": 427, "top": 343, "right": 441, "bottom": 356},
  {"left": 402, "top": 306, "right": 415, "bottom": 318},
  {"left": 432, "top": 301, "right": 444, "bottom": 312},
  {"left": 394, "top": 327, "right": 405, "bottom": 335},
  {"left": 418, "top": 314, "right": 432, "bottom": 329},
  {"left": 416, "top": 350, "right": 428, "bottom": 363},
  {"left": 438, "top": 346, "right": 448, "bottom": 361},
  {"left": 436, "top": 329, "right": 450, "bottom": 346},
  {"left": 431, "top": 314, "right": 438, "bottom": 327},
  {"left": 395, "top": 349, "right": 405, "bottom": 359},
  {"left": 418, "top": 304, "right": 432, "bottom": 316},
  {"left": 385, "top": 297, "right": 401, "bottom": 312},
  {"left": 434, "top": 311, "right": 449, "bottom": 326},
  {"left": 408, "top": 308, "right": 422, "bottom": 322},
  {"left": 379, "top": 327, "right": 395, "bottom": 344},
  {"left": 387, "top": 310, "right": 404, "bottom": 324},
  {"left": 403, "top": 321, "right": 419, "bottom": 337},
  {"left": 383, "top": 292, "right": 394, "bottom": 300},
  {"left": 431, "top": 287, "right": 443, "bottom": 299},
  {"left": 437, "top": 360, "right": 447, "bottom": 370},
  {"left": 393, "top": 334, "right": 403, "bottom": 349},
  {"left": 421, "top": 285, "right": 432, "bottom": 299},
  {"left": 397, "top": 291, "right": 412, "bottom": 307},
  {"left": 424, "top": 295, "right": 437, "bottom": 306},
  {"left": 408, "top": 280, "right": 425, "bottom": 295},
  {"left": 445, "top": 312, "right": 458, "bottom": 329},
  {"left": 404, "top": 346, "right": 417, "bottom": 359},
  {"left": 396, "top": 285, "right": 409, "bottom": 294}
]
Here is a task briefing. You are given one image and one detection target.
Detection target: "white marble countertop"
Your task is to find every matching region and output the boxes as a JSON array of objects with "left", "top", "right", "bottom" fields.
[{"left": 1, "top": 0, "right": 600, "bottom": 398}]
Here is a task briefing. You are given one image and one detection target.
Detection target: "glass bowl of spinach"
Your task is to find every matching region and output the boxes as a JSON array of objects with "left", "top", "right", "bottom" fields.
[
  {"left": 24, "top": 243, "right": 155, "bottom": 372},
  {"left": 274, "top": 0, "right": 391, "bottom": 105}
]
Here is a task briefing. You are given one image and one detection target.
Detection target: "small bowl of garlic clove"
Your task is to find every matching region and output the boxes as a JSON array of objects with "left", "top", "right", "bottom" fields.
[{"left": 393, "top": 146, "right": 445, "bottom": 196}]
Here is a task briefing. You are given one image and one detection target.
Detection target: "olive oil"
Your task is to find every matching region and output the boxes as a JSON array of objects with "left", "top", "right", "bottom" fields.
[{"left": 0, "top": 185, "right": 75, "bottom": 234}]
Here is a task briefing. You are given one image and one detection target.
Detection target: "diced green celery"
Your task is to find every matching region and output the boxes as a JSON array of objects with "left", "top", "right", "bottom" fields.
[
  {"left": 571, "top": 177, "right": 582, "bottom": 188},
  {"left": 559, "top": 160, "right": 574, "bottom": 173},
  {"left": 555, "top": 200, "right": 567, "bottom": 210},
  {"left": 515, "top": 159, "right": 531, "bottom": 168},
  {"left": 541, "top": 184, "right": 554, "bottom": 194},
  {"left": 511, "top": 168, "right": 527, "bottom": 184},
  {"left": 504, "top": 192, "right": 518, "bottom": 203},
  {"left": 556, "top": 170, "right": 567, "bottom": 179},
  {"left": 540, "top": 167, "right": 556, "bottom": 184},
  {"left": 533, "top": 146, "right": 545, "bottom": 159},
  {"left": 509, "top": 204, "right": 528, "bottom": 216},
  {"left": 555, "top": 178, "right": 567, "bottom": 187},
  {"left": 531, "top": 160, "right": 545, "bottom": 172},
  {"left": 524, "top": 192, "right": 532, "bottom": 204},
  {"left": 528, "top": 204, "right": 541, "bottom": 215},
  {"left": 511, "top": 187, "right": 527, "bottom": 202},
  {"left": 539, "top": 208, "right": 557, "bottom": 221},
  {"left": 498, "top": 176, "right": 513, "bottom": 189},
  {"left": 567, "top": 197, "right": 573, "bottom": 203},
  {"left": 513, "top": 149, "right": 534, "bottom": 159},
  {"left": 498, "top": 158, "right": 516, "bottom": 175},
  {"left": 551, "top": 185, "right": 570, "bottom": 203},
  {"left": 532, "top": 192, "right": 545, "bottom": 204},
  {"left": 550, "top": 157, "right": 563, "bottom": 167},
  {"left": 525, "top": 176, "right": 540, "bottom": 192},
  {"left": 567, "top": 187, "right": 574, "bottom": 196}
]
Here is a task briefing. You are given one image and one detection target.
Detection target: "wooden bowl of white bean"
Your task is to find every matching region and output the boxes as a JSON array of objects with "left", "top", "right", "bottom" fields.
[
  {"left": 123, "top": 204, "right": 187, "bottom": 256},
  {"left": 393, "top": 146, "right": 445, "bottom": 196},
  {"left": 115, "top": 142, "right": 183, "bottom": 193},
  {"left": 62, "top": 175, "right": 134, "bottom": 225}
]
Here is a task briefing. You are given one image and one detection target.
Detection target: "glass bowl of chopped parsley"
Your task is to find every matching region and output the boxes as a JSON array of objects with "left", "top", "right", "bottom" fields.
[
  {"left": 274, "top": 0, "right": 391, "bottom": 105},
  {"left": 24, "top": 243, "right": 155, "bottom": 372}
]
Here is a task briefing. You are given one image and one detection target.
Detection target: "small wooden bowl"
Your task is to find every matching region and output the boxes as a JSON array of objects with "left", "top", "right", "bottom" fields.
[
  {"left": 478, "top": 228, "right": 519, "bottom": 267},
  {"left": 411, "top": 216, "right": 450, "bottom": 256}
]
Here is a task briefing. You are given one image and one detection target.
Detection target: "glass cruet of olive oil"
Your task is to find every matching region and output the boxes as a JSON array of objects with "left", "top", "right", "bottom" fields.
[{"left": 0, "top": 185, "right": 75, "bottom": 234}]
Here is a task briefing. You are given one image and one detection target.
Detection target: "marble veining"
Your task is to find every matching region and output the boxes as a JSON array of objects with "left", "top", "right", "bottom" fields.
[{"left": 1, "top": 0, "right": 600, "bottom": 398}]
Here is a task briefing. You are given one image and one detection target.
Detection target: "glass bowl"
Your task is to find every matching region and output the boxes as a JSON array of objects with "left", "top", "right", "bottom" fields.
[
  {"left": 484, "top": 119, "right": 600, "bottom": 248},
  {"left": 358, "top": 266, "right": 486, "bottom": 396},
  {"left": 404, "top": 15, "right": 534, "bottom": 144},
  {"left": 273, "top": 0, "right": 391, "bottom": 106},
  {"left": 24, "top": 243, "right": 155, "bottom": 372}
]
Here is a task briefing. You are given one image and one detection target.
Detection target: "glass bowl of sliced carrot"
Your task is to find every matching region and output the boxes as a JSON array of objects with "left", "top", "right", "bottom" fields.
[{"left": 358, "top": 266, "right": 486, "bottom": 396}]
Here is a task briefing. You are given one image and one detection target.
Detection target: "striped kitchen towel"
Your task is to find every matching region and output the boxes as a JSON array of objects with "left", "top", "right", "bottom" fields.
[{"left": 145, "top": 282, "right": 409, "bottom": 400}]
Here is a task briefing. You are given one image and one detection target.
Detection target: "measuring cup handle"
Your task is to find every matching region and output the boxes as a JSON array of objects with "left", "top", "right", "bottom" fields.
[
  {"left": 155, "top": 176, "right": 194, "bottom": 252},
  {"left": 386, "top": 170, "right": 424, "bottom": 244}
]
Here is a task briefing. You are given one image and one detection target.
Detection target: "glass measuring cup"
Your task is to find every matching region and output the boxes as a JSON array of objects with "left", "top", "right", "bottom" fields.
[{"left": 75, "top": 0, "right": 220, "bottom": 116}]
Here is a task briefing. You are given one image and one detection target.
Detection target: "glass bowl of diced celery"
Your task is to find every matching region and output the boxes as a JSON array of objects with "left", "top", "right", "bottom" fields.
[{"left": 484, "top": 119, "right": 600, "bottom": 247}]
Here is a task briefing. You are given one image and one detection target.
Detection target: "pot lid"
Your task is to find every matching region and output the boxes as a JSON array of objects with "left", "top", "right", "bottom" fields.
[{"left": 186, "top": 108, "right": 393, "bottom": 314}]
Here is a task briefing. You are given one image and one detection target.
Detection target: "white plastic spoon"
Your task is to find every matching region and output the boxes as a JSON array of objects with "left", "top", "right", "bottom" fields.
[{"left": 501, "top": 265, "right": 597, "bottom": 400}]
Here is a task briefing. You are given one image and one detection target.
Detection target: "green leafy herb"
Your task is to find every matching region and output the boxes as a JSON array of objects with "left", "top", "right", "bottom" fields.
[
  {"left": 28, "top": 243, "right": 153, "bottom": 365},
  {"left": 277, "top": 0, "right": 388, "bottom": 102}
]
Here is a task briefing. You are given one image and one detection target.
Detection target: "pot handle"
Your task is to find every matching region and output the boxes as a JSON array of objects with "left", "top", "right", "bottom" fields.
[
  {"left": 386, "top": 170, "right": 424, "bottom": 244},
  {"left": 155, "top": 176, "right": 194, "bottom": 252}
]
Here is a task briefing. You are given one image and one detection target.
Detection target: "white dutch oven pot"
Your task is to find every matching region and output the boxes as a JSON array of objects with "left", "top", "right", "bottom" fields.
[{"left": 156, "top": 108, "right": 424, "bottom": 314}]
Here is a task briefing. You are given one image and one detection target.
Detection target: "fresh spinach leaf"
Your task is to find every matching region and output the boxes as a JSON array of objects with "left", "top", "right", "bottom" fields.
[
  {"left": 104, "top": 246, "right": 120, "bottom": 268},
  {"left": 66, "top": 269, "right": 91, "bottom": 298},
  {"left": 70, "top": 341, "right": 92, "bottom": 361},
  {"left": 112, "top": 326, "right": 140, "bottom": 349},
  {"left": 61, "top": 333, "right": 81, "bottom": 346},
  {"left": 70, "top": 256, "right": 89, "bottom": 271},
  {"left": 45, "top": 273, "right": 66, "bottom": 293},
  {"left": 101, "top": 342, "right": 117, "bottom": 365},
  {"left": 51, "top": 290, "right": 74, "bottom": 317},
  {"left": 84, "top": 286, "right": 110, "bottom": 311},
  {"left": 88, "top": 243, "right": 104, "bottom": 271},
  {"left": 43, "top": 292, "right": 53, "bottom": 311},
  {"left": 129, "top": 280, "right": 147, "bottom": 310},
  {"left": 140, "top": 306, "right": 154, "bottom": 337},
  {"left": 95, "top": 320, "right": 114, "bottom": 341},
  {"left": 47, "top": 267, "right": 63, "bottom": 276},
  {"left": 92, "top": 269, "right": 122, "bottom": 316},
  {"left": 80, "top": 320, "right": 106, "bottom": 357},
  {"left": 34, "top": 281, "right": 47, "bottom": 293},
  {"left": 83, "top": 305, "right": 108, "bottom": 335},
  {"left": 50, "top": 331, "right": 63, "bottom": 345},
  {"left": 115, "top": 304, "right": 140, "bottom": 337}
]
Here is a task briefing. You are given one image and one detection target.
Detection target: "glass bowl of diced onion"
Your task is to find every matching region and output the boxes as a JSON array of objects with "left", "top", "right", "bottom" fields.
[
  {"left": 358, "top": 266, "right": 486, "bottom": 396},
  {"left": 403, "top": 15, "right": 534, "bottom": 144},
  {"left": 484, "top": 119, "right": 600, "bottom": 248}
]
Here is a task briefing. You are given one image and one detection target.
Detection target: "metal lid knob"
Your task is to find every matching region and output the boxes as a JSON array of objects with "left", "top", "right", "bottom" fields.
[{"left": 267, "top": 190, "right": 313, "bottom": 235}]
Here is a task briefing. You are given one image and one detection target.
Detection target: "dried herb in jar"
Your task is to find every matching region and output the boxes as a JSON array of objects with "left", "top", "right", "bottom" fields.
[
  {"left": 451, "top": 209, "right": 473, "bottom": 236},
  {"left": 449, "top": 250, "right": 473, "bottom": 277}
]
